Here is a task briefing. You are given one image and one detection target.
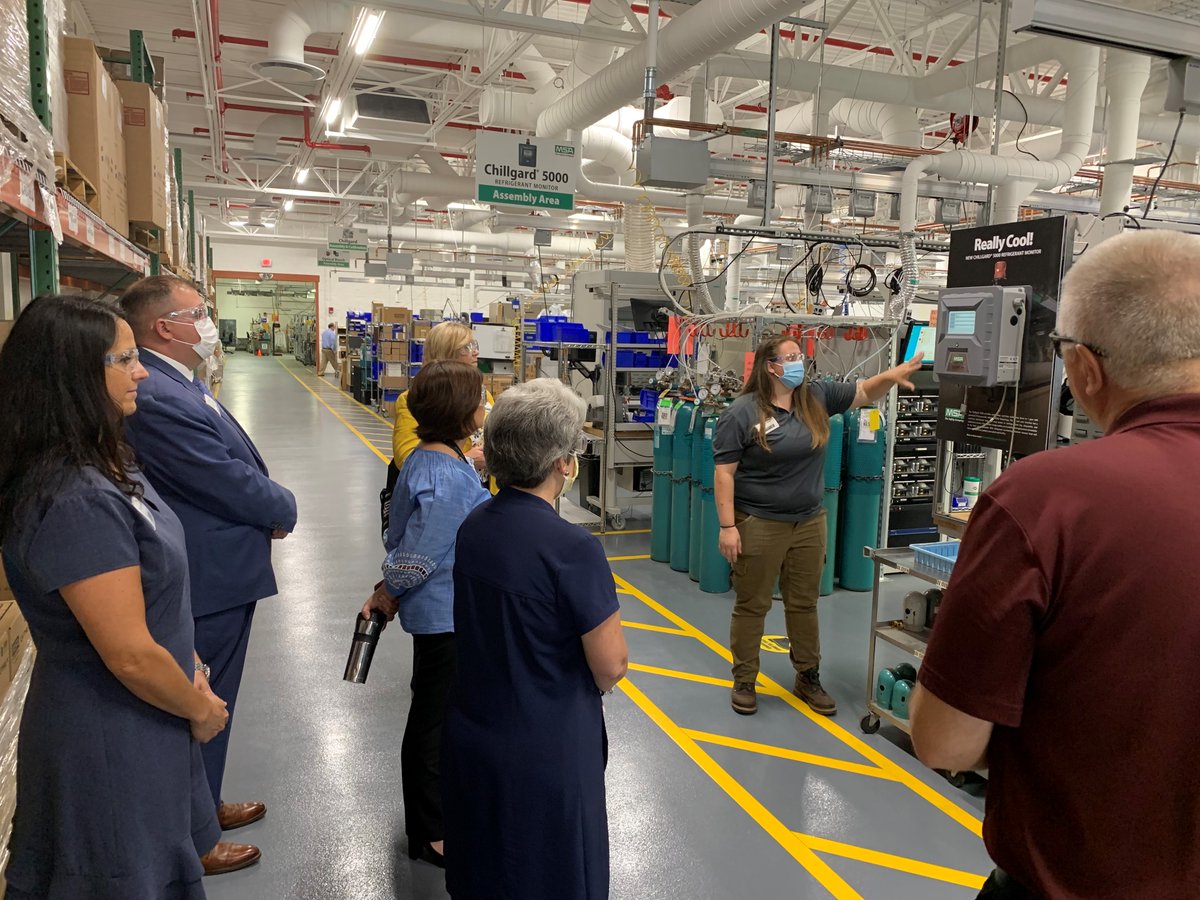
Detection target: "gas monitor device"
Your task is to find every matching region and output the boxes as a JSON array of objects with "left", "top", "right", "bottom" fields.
[{"left": 933, "top": 285, "right": 1030, "bottom": 387}]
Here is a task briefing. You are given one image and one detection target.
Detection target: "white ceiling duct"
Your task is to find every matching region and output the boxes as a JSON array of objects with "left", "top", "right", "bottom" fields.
[
  {"left": 243, "top": 114, "right": 298, "bottom": 163},
  {"left": 251, "top": 0, "right": 350, "bottom": 85},
  {"left": 361, "top": 223, "right": 626, "bottom": 257},
  {"left": 1099, "top": 50, "right": 1153, "bottom": 215},
  {"left": 536, "top": 0, "right": 821, "bottom": 138}
]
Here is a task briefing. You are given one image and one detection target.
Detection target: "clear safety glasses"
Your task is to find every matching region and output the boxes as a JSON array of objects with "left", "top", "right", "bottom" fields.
[
  {"left": 162, "top": 304, "right": 208, "bottom": 323},
  {"left": 104, "top": 348, "right": 141, "bottom": 372}
]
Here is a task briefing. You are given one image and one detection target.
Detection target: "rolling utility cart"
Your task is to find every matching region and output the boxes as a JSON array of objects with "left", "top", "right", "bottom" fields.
[{"left": 859, "top": 543, "right": 978, "bottom": 788}]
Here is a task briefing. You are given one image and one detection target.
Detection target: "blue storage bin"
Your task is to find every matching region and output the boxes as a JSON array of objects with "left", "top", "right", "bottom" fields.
[
  {"left": 911, "top": 540, "right": 961, "bottom": 575},
  {"left": 470, "top": 312, "right": 484, "bottom": 323},
  {"left": 665, "top": 357, "right": 679, "bottom": 369},
  {"left": 616, "top": 350, "right": 636, "bottom": 367},
  {"left": 631, "top": 411, "right": 654, "bottom": 423},
  {"left": 410, "top": 343, "right": 423, "bottom": 363},
  {"left": 634, "top": 352, "right": 649, "bottom": 367},
  {"left": 640, "top": 388, "right": 662, "bottom": 411}
]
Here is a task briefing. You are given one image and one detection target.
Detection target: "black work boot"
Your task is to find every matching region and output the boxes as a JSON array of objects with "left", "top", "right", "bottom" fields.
[{"left": 794, "top": 667, "right": 837, "bottom": 716}]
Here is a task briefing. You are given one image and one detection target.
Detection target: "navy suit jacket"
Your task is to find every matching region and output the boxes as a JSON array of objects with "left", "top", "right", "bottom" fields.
[{"left": 125, "top": 352, "right": 298, "bottom": 617}]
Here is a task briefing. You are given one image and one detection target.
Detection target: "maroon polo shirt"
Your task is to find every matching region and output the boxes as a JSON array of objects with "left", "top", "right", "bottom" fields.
[{"left": 920, "top": 394, "right": 1200, "bottom": 900}]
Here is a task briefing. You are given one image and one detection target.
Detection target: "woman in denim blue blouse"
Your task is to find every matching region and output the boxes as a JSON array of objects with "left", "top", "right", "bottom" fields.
[{"left": 362, "top": 360, "right": 489, "bottom": 868}]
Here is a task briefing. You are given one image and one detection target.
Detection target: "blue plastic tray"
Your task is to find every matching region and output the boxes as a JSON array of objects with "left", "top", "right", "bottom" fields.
[{"left": 910, "top": 541, "right": 961, "bottom": 576}]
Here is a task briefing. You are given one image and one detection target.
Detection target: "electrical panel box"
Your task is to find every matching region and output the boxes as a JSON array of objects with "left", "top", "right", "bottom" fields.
[
  {"left": 807, "top": 185, "right": 834, "bottom": 214},
  {"left": 936, "top": 198, "right": 966, "bottom": 225},
  {"left": 533, "top": 228, "right": 552, "bottom": 247},
  {"left": 888, "top": 193, "right": 902, "bottom": 221},
  {"left": 363, "top": 261, "right": 387, "bottom": 278},
  {"left": 933, "top": 285, "right": 1030, "bottom": 387},
  {"left": 849, "top": 190, "right": 877, "bottom": 218},
  {"left": 386, "top": 252, "right": 413, "bottom": 272},
  {"left": 747, "top": 179, "right": 774, "bottom": 211},
  {"left": 474, "top": 323, "right": 516, "bottom": 360},
  {"left": 1166, "top": 57, "right": 1200, "bottom": 114},
  {"left": 635, "top": 135, "right": 711, "bottom": 190}
]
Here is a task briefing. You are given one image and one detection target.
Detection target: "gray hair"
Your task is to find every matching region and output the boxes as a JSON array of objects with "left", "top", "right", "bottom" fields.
[
  {"left": 484, "top": 378, "right": 586, "bottom": 489},
  {"left": 1058, "top": 230, "right": 1200, "bottom": 394}
]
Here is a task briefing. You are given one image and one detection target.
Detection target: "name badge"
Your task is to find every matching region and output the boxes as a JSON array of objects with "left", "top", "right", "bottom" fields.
[
  {"left": 130, "top": 495, "right": 157, "bottom": 530},
  {"left": 752, "top": 417, "right": 780, "bottom": 436},
  {"left": 204, "top": 394, "right": 223, "bottom": 417}
]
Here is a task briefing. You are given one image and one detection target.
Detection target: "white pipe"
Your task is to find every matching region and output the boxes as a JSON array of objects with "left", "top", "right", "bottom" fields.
[
  {"left": 687, "top": 84, "right": 717, "bottom": 313},
  {"left": 581, "top": 125, "right": 634, "bottom": 181},
  {"left": 245, "top": 114, "right": 296, "bottom": 161},
  {"left": 575, "top": 167, "right": 757, "bottom": 214},
  {"left": 536, "top": 0, "right": 822, "bottom": 138},
  {"left": 832, "top": 100, "right": 922, "bottom": 147},
  {"left": 363, "top": 223, "right": 626, "bottom": 256},
  {"left": 897, "top": 44, "right": 1101, "bottom": 312},
  {"left": 1099, "top": 50, "right": 1153, "bottom": 215}
]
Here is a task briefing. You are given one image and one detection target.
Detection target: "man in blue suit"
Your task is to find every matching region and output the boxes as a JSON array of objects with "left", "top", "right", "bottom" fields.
[{"left": 121, "top": 276, "right": 297, "bottom": 877}]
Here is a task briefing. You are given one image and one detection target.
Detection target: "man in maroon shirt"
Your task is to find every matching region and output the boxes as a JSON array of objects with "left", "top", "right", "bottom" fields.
[{"left": 911, "top": 230, "right": 1200, "bottom": 900}]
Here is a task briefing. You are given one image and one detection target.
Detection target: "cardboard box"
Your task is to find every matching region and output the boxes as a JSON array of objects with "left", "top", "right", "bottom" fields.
[
  {"left": 115, "top": 80, "right": 169, "bottom": 230},
  {"left": 63, "top": 37, "right": 128, "bottom": 234},
  {"left": 486, "top": 374, "right": 514, "bottom": 397},
  {"left": 0, "top": 603, "right": 19, "bottom": 699},
  {"left": 489, "top": 301, "right": 520, "bottom": 325},
  {"left": 382, "top": 399, "right": 398, "bottom": 420},
  {"left": 379, "top": 307, "right": 412, "bottom": 326},
  {"left": 0, "top": 321, "right": 13, "bottom": 354},
  {"left": 411, "top": 320, "right": 433, "bottom": 340},
  {"left": 380, "top": 375, "right": 409, "bottom": 391},
  {"left": 379, "top": 341, "right": 407, "bottom": 363},
  {"left": 0, "top": 564, "right": 12, "bottom": 605}
]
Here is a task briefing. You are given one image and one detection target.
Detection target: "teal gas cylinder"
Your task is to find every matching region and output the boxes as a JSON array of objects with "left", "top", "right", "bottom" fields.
[
  {"left": 838, "top": 407, "right": 886, "bottom": 591},
  {"left": 669, "top": 401, "right": 696, "bottom": 572},
  {"left": 650, "top": 409, "right": 674, "bottom": 563},
  {"left": 819, "top": 414, "right": 845, "bottom": 596},
  {"left": 892, "top": 679, "right": 915, "bottom": 719},
  {"left": 699, "top": 414, "right": 731, "bottom": 594},
  {"left": 688, "top": 410, "right": 710, "bottom": 582},
  {"left": 876, "top": 668, "right": 898, "bottom": 709}
]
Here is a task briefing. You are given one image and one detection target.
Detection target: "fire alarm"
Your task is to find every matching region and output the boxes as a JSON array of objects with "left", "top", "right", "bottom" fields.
[{"left": 261, "top": 258, "right": 272, "bottom": 268}]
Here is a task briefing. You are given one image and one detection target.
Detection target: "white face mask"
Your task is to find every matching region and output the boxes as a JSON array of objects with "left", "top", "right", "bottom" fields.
[
  {"left": 169, "top": 317, "right": 221, "bottom": 361},
  {"left": 559, "top": 453, "right": 579, "bottom": 498}
]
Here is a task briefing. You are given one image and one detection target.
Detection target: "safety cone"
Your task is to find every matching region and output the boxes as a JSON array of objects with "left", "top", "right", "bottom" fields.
[{"left": 257, "top": 348, "right": 262, "bottom": 357}]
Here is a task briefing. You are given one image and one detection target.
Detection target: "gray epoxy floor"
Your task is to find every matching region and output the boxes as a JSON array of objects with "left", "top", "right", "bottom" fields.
[{"left": 203, "top": 355, "right": 992, "bottom": 900}]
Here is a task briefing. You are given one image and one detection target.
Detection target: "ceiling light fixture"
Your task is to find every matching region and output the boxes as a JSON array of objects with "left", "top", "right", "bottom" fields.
[
  {"left": 283, "top": 199, "right": 295, "bottom": 212},
  {"left": 353, "top": 10, "right": 385, "bottom": 56},
  {"left": 296, "top": 168, "right": 309, "bottom": 184}
]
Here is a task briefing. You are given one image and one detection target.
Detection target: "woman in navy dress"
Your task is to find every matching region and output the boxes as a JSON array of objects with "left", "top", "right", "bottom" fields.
[
  {"left": 443, "top": 378, "right": 629, "bottom": 900},
  {"left": 0, "top": 296, "right": 229, "bottom": 900}
]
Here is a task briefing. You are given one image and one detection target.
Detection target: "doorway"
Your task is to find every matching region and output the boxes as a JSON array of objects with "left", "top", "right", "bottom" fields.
[{"left": 213, "top": 271, "right": 320, "bottom": 363}]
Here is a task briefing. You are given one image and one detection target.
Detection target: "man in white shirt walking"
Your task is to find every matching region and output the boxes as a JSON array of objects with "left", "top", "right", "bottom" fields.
[{"left": 319, "top": 323, "right": 339, "bottom": 376}]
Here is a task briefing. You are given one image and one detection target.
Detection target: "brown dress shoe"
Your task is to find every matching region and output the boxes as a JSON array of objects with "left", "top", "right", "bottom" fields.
[
  {"left": 218, "top": 801, "right": 267, "bottom": 830},
  {"left": 794, "top": 667, "right": 837, "bottom": 716},
  {"left": 201, "top": 841, "right": 261, "bottom": 876},
  {"left": 731, "top": 681, "right": 757, "bottom": 715}
]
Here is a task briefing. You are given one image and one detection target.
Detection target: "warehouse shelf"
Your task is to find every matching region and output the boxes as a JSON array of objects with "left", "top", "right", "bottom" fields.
[{"left": 1, "top": 153, "right": 151, "bottom": 290}]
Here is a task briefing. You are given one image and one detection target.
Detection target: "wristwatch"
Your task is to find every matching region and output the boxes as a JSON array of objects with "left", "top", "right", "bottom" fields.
[{"left": 195, "top": 661, "right": 211, "bottom": 681}]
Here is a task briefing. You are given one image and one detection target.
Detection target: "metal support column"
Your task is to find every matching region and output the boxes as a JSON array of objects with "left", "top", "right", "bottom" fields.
[
  {"left": 29, "top": 230, "right": 58, "bottom": 297},
  {"left": 9, "top": 252, "right": 22, "bottom": 314},
  {"left": 187, "top": 190, "right": 196, "bottom": 267},
  {"left": 130, "top": 30, "right": 155, "bottom": 86},
  {"left": 27, "top": 0, "right": 60, "bottom": 294}
]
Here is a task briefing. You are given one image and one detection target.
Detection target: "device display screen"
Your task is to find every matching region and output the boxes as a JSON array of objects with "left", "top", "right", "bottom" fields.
[
  {"left": 946, "top": 310, "right": 977, "bottom": 335},
  {"left": 903, "top": 324, "right": 936, "bottom": 364}
]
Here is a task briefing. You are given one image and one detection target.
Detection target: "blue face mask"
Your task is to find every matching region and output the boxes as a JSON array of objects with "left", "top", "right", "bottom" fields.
[{"left": 776, "top": 359, "right": 806, "bottom": 389}]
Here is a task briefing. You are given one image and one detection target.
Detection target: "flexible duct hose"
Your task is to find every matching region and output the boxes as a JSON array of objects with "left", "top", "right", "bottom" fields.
[{"left": 624, "top": 201, "right": 657, "bottom": 272}]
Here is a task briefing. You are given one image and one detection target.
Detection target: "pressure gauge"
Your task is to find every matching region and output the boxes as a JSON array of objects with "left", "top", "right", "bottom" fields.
[{"left": 696, "top": 387, "right": 710, "bottom": 402}]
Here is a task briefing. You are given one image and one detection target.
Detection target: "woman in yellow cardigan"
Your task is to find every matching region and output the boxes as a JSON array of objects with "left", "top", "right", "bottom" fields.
[{"left": 392, "top": 322, "right": 495, "bottom": 489}]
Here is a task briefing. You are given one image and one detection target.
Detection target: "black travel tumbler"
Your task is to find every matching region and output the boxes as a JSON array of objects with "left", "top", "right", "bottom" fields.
[{"left": 343, "top": 611, "right": 386, "bottom": 684}]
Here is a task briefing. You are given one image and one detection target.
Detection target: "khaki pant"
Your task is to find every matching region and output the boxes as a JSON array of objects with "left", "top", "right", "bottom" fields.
[
  {"left": 319, "top": 347, "right": 338, "bottom": 375},
  {"left": 729, "top": 510, "right": 826, "bottom": 681}
]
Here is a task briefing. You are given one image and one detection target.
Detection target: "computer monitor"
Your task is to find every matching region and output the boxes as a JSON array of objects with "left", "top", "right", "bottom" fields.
[{"left": 903, "top": 323, "right": 936, "bottom": 366}]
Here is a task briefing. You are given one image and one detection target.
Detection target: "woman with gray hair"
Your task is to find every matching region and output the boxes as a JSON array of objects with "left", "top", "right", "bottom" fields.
[{"left": 441, "top": 378, "right": 628, "bottom": 900}]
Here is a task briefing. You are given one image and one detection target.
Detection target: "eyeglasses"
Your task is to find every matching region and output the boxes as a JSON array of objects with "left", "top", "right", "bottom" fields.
[
  {"left": 573, "top": 432, "right": 589, "bottom": 455},
  {"left": 104, "top": 348, "right": 141, "bottom": 372},
  {"left": 460, "top": 341, "right": 480, "bottom": 355},
  {"left": 162, "top": 304, "right": 208, "bottom": 322},
  {"left": 1048, "top": 330, "right": 1107, "bottom": 359},
  {"left": 480, "top": 387, "right": 488, "bottom": 407},
  {"left": 771, "top": 353, "right": 804, "bottom": 363}
]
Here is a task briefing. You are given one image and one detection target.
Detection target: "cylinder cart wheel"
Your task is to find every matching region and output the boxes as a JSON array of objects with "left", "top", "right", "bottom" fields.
[
  {"left": 609, "top": 512, "right": 626, "bottom": 530},
  {"left": 860, "top": 714, "right": 881, "bottom": 734}
]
